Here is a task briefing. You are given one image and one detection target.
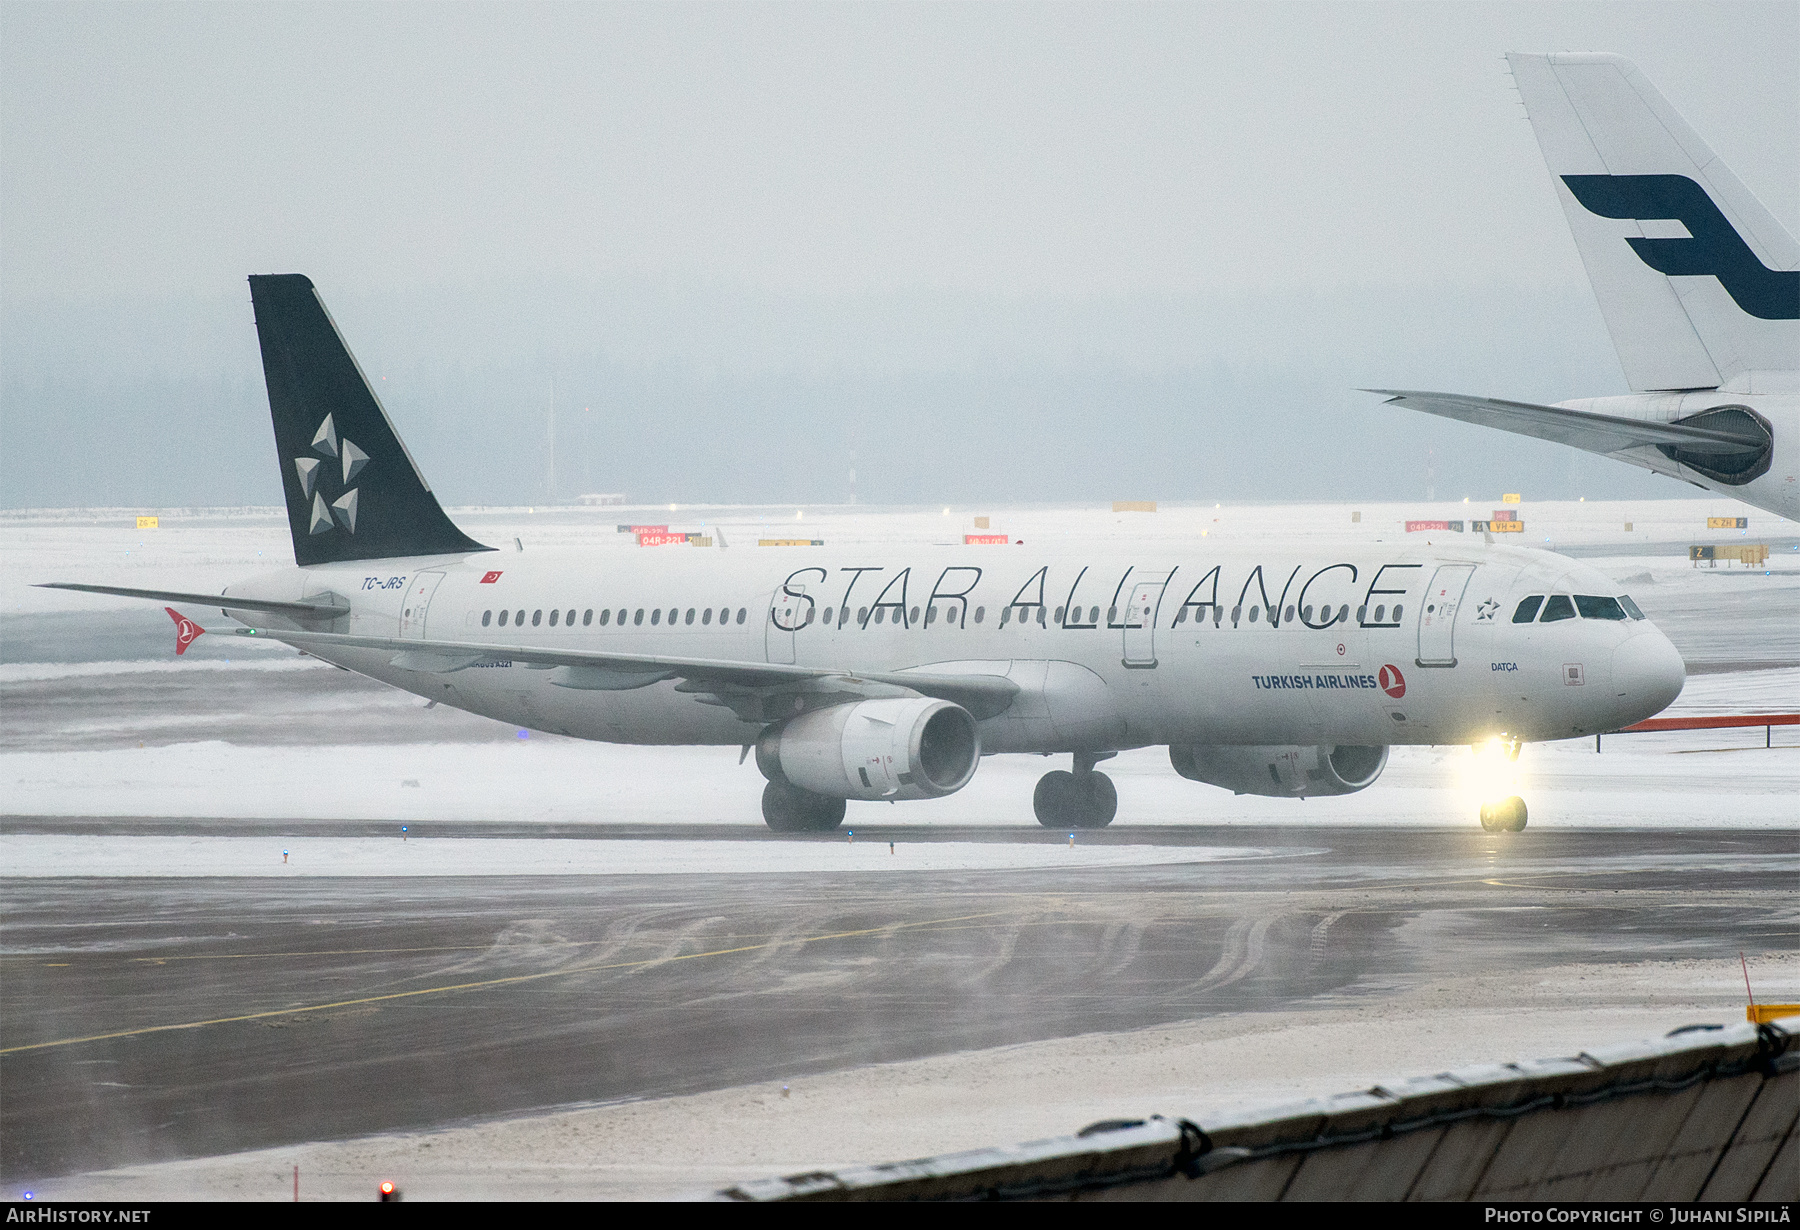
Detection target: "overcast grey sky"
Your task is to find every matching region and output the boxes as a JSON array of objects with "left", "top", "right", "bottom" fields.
[{"left": 2, "top": 2, "right": 1795, "bottom": 509}]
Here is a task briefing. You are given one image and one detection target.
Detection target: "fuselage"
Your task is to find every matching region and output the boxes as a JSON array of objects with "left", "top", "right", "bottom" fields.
[
  {"left": 1556, "top": 390, "right": 1798, "bottom": 521},
  {"left": 221, "top": 539, "right": 1686, "bottom": 753}
]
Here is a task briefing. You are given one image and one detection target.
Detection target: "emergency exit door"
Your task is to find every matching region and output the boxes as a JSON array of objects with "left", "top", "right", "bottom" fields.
[{"left": 400, "top": 572, "right": 445, "bottom": 640}]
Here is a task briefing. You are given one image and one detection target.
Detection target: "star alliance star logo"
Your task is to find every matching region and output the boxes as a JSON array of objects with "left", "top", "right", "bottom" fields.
[
  {"left": 1476, "top": 598, "right": 1500, "bottom": 622},
  {"left": 292, "top": 414, "right": 367, "bottom": 535}
]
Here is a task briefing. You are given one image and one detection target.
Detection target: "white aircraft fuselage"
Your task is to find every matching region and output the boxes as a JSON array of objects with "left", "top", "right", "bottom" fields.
[{"left": 223, "top": 539, "right": 1683, "bottom": 756}]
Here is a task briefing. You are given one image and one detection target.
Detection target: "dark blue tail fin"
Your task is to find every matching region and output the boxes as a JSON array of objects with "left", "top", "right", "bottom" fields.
[{"left": 249, "top": 274, "right": 490, "bottom": 566}]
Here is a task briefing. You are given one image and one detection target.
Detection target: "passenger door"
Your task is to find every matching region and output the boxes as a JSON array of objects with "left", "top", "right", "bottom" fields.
[
  {"left": 400, "top": 572, "right": 445, "bottom": 640},
  {"left": 1416, "top": 564, "right": 1475, "bottom": 667}
]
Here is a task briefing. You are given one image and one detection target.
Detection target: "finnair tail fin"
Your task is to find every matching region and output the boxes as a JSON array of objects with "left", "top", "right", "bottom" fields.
[
  {"left": 1506, "top": 52, "right": 1798, "bottom": 392},
  {"left": 249, "top": 275, "right": 490, "bottom": 567}
]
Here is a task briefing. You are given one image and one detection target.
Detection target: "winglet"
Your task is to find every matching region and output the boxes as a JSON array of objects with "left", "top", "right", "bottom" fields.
[{"left": 165, "top": 608, "right": 206, "bottom": 656}]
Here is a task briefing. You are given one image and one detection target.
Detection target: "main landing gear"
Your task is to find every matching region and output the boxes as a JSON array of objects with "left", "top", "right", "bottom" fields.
[
  {"left": 1034, "top": 752, "right": 1119, "bottom": 829},
  {"left": 762, "top": 781, "right": 848, "bottom": 832},
  {"left": 1480, "top": 796, "right": 1528, "bottom": 833}
]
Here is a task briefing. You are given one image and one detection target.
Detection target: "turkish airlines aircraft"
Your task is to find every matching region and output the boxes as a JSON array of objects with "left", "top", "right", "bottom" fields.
[
  {"left": 44, "top": 275, "right": 1686, "bottom": 832},
  {"left": 1374, "top": 52, "right": 1798, "bottom": 521}
]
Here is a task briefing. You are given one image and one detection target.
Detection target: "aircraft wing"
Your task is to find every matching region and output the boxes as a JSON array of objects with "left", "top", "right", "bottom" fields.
[
  {"left": 232, "top": 625, "right": 1020, "bottom": 722},
  {"left": 1365, "top": 390, "right": 1766, "bottom": 457},
  {"left": 35, "top": 582, "right": 349, "bottom": 617}
]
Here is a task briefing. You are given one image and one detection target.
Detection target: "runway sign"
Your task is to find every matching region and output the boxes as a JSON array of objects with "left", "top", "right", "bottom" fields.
[
  {"left": 136, "top": 516, "right": 159, "bottom": 529},
  {"left": 964, "top": 534, "right": 1010, "bottom": 545},
  {"left": 618, "top": 524, "right": 668, "bottom": 534},
  {"left": 1491, "top": 510, "right": 1518, "bottom": 522},
  {"left": 636, "top": 531, "right": 691, "bottom": 546},
  {"left": 758, "top": 538, "right": 825, "bottom": 547},
  {"left": 1501, "top": 493, "right": 1521, "bottom": 503},
  {"left": 1489, "top": 521, "right": 1524, "bottom": 533},
  {"left": 1112, "top": 501, "right": 1157, "bottom": 513},
  {"left": 1707, "top": 516, "right": 1749, "bottom": 529},
  {"left": 1405, "top": 521, "right": 1451, "bottom": 532}
]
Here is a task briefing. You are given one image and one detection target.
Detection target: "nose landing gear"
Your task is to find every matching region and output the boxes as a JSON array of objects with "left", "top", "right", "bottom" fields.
[
  {"left": 1034, "top": 752, "right": 1118, "bottom": 829},
  {"left": 1480, "top": 796, "right": 1528, "bottom": 832}
]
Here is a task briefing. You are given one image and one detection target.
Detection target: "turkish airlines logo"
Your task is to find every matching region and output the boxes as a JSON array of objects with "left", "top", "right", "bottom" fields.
[
  {"left": 1379, "top": 664, "right": 1406, "bottom": 699},
  {"left": 1562, "top": 174, "right": 1799, "bottom": 321},
  {"left": 480, "top": 571, "right": 503, "bottom": 584},
  {"left": 164, "top": 607, "right": 205, "bottom": 656}
]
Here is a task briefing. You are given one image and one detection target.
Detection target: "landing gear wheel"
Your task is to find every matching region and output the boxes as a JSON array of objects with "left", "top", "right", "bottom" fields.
[
  {"left": 1034, "top": 770, "right": 1118, "bottom": 829},
  {"left": 762, "top": 781, "right": 848, "bottom": 832},
  {"left": 1479, "top": 796, "right": 1528, "bottom": 833}
]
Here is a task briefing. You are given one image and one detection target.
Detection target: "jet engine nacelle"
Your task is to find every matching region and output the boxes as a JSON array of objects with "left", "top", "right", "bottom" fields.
[
  {"left": 1169, "top": 743, "right": 1388, "bottom": 798},
  {"left": 757, "top": 697, "right": 981, "bottom": 801}
]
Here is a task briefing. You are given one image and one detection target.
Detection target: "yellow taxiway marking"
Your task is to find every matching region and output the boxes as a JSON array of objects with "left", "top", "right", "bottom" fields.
[{"left": 0, "top": 911, "right": 1005, "bottom": 1056}]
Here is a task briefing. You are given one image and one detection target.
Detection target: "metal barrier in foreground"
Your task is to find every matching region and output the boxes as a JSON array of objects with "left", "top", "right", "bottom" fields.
[{"left": 717, "top": 1016, "right": 1797, "bottom": 1202}]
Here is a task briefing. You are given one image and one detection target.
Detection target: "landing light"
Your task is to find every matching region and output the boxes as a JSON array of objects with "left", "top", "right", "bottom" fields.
[{"left": 1460, "top": 736, "right": 1523, "bottom": 809}]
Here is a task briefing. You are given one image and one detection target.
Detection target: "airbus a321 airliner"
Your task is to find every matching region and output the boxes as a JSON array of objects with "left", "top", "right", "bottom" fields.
[{"left": 44, "top": 276, "right": 1686, "bottom": 833}]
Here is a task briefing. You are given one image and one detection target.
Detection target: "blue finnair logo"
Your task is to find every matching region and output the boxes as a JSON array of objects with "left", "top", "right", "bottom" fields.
[{"left": 1562, "top": 174, "right": 1799, "bottom": 321}]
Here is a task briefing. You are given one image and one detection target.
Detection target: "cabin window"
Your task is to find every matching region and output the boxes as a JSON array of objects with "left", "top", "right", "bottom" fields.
[
  {"left": 909, "top": 606, "right": 920, "bottom": 625},
  {"left": 530, "top": 610, "right": 541, "bottom": 626},
  {"left": 1249, "top": 606, "right": 1260, "bottom": 622},
  {"left": 1539, "top": 595, "right": 1576, "bottom": 623},
  {"left": 634, "top": 609, "right": 645, "bottom": 626},
  {"left": 1619, "top": 595, "right": 1646, "bottom": 620},
  {"left": 1574, "top": 594, "right": 1628, "bottom": 621},
  {"left": 803, "top": 607, "right": 815, "bottom": 625},
  {"left": 1356, "top": 605, "right": 1366, "bottom": 622},
  {"left": 549, "top": 609, "right": 560, "bottom": 626},
  {"left": 1513, "top": 596, "right": 1544, "bottom": 623},
  {"left": 820, "top": 607, "right": 832, "bottom": 625},
  {"left": 1107, "top": 606, "right": 1117, "bottom": 623},
  {"left": 1299, "top": 606, "right": 1311, "bottom": 622},
  {"left": 926, "top": 606, "right": 937, "bottom": 626},
  {"left": 599, "top": 609, "right": 611, "bottom": 626},
  {"left": 498, "top": 609, "right": 509, "bottom": 626},
  {"left": 516, "top": 610, "right": 525, "bottom": 626},
  {"left": 1174, "top": 609, "right": 1186, "bottom": 625},
  {"left": 973, "top": 606, "right": 985, "bottom": 624},
  {"left": 685, "top": 608, "right": 696, "bottom": 625},
  {"left": 1054, "top": 606, "right": 1066, "bottom": 622},
  {"left": 874, "top": 607, "right": 885, "bottom": 624},
  {"left": 702, "top": 608, "right": 713, "bottom": 625},
  {"left": 582, "top": 610, "right": 592, "bottom": 626},
  {"left": 1392, "top": 605, "right": 1403, "bottom": 622},
  {"left": 1337, "top": 604, "right": 1349, "bottom": 623},
  {"left": 619, "top": 609, "right": 628, "bottom": 625},
  {"left": 1285, "top": 605, "right": 1296, "bottom": 623},
  {"left": 736, "top": 607, "right": 747, "bottom": 624},
  {"left": 999, "top": 608, "right": 1010, "bottom": 627},
  {"left": 856, "top": 606, "right": 869, "bottom": 625},
  {"left": 482, "top": 610, "right": 492, "bottom": 627},
  {"left": 1231, "top": 606, "right": 1242, "bottom": 623},
  {"left": 1373, "top": 605, "right": 1385, "bottom": 623},
  {"left": 651, "top": 609, "right": 661, "bottom": 625}
]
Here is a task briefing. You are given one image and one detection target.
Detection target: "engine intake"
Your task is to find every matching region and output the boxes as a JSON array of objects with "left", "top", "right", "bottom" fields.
[
  {"left": 1169, "top": 743, "right": 1388, "bottom": 798},
  {"left": 758, "top": 698, "right": 981, "bottom": 801}
]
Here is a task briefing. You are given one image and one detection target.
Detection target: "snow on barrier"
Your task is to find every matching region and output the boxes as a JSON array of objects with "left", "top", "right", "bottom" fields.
[{"left": 717, "top": 1017, "right": 1797, "bottom": 1202}]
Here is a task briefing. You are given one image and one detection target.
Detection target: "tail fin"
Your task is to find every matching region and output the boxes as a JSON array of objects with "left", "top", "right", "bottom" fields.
[
  {"left": 1506, "top": 52, "right": 1798, "bottom": 392},
  {"left": 248, "top": 275, "right": 491, "bottom": 566}
]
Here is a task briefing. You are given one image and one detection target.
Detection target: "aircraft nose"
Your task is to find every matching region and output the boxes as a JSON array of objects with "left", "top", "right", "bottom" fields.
[{"left": 1611, "top": 631, "right": 1685, "bottom": 723}]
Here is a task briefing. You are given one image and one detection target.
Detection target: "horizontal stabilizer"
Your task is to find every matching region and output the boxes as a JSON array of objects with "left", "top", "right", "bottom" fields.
[
  {"left": 1365, "top": 390, "right": 1766, "bottom": 457},
  {"left": 236, "top": 626, "right": 1019, "bottom": 720},
  {"left": 36, "top": 582, "right": 349, "bottom": 616}
]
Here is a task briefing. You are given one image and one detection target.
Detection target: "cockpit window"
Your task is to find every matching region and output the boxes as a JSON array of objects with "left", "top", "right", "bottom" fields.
[
  {"left": 1512, "top": 596, "right": 1544, "bottom": 623},
  {"left": 1539, "top": 594, "right": 1576, "bottom": 623},
  {"left": 1618, "top": 595, "right": 1646, "bottom": 620},
  {"left": 1574, "top": 594, "right": 1628, "bottom": 621}
]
